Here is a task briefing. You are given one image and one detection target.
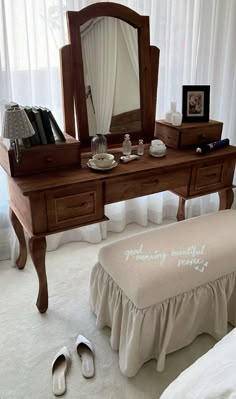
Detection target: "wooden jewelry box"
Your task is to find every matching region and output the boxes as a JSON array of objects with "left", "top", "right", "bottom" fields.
[
  {"left": 155, "top": 120, "right": 223, "bottom": 149},
  {"left": 0, "top": 133, "right": 81, "bottom": 177}
]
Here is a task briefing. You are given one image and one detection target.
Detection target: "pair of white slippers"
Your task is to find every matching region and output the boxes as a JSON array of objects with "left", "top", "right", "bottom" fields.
[{"left": 52, "top": 335, "right": 95, "bottom": 396}]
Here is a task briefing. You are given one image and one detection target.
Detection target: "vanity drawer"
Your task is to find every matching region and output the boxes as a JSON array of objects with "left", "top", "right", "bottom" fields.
[
  {"left": 0, "top": 135, "right": 81, "bottom": 177},
  {"left": 189, "top": 160, "right": 235, "bottom": 195},
  {"left": 155, "top": 120, "right": 222, "bottom": 149},
  {"left": 46, "top": 182, "right": 104, "bottom": 231},
  {"left": 180, "top": 125, "right": 222, "bottom": 147},
  {"left": 105, "top": 168, "right": 191, "bottom": 203}
]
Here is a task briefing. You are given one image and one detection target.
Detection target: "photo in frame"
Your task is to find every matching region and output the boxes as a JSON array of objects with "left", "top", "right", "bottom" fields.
[{"left": 182, "top": 85, "right": 210, "bottom": 122}]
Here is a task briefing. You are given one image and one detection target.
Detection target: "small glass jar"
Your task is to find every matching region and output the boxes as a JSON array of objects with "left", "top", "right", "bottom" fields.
[
  {"left": 91, "top": 134, "right": 107, "bottom": 155},
  {"left": 122, "top": 134, "right": 132, "bottom": 155},
  {"left": 137, "top": 139, "right": 144, "bottom": 155}
]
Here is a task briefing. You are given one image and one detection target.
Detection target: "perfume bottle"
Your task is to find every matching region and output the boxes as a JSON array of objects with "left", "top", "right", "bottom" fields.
[
  {"left": 122, "top": 134, "right": 132, "bottom": 155},
  {"left": 137, "top": 139, "right": 144, "bottom": 155},
  {"left": 91, "top": 134, "right": 107, "bottom": 155}
]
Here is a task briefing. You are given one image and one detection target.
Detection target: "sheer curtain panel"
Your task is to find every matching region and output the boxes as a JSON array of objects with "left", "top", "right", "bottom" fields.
[{"left": 82, "top": 17, "right": 118, "bottom": 134}]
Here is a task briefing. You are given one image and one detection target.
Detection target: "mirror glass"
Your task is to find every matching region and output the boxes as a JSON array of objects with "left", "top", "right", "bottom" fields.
[{"left": 80, "top": 16, "right": 141, "bottom": 136}]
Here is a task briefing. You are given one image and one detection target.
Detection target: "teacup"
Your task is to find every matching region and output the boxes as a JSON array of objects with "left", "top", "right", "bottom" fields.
[{"left": 92, "top": 153, "right": 114, "bottom": 168}]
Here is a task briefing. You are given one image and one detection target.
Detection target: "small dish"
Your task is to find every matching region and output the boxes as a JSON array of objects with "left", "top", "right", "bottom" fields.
[{"left": 87, "top": 159, "right": 118, "bottom": 171}]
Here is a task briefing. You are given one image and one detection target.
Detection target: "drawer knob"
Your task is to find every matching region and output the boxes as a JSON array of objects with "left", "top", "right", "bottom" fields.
[{"left": 45, "top": 157, "right": 53, "bottom": 163}]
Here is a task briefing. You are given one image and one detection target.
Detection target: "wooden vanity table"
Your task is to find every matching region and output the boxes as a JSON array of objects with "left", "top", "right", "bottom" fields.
[
  {"left": 1, "top": 2, "right": 236, "bottom": 312},
  {"left": 6, "top": 145, "right": 236, "bottom": 313}
]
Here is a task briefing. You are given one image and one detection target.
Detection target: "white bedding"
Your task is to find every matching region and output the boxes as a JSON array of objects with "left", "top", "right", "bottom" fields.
[{"left": 160, "top": 328, "right": 236, "bottom": 399}]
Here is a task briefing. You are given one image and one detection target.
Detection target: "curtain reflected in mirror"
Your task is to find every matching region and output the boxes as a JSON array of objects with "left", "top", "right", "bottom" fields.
[{"left": 80, "top": 17, "right": 141, "bottom": 136}]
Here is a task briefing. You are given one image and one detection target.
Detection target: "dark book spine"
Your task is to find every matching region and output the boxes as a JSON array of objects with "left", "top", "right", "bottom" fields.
[
  {"left": 24, "top": 107, "right": 42, "bottom": 146},
  {"left": 39, "top": 107, "right": 55, "bottom": 144},
  {"left": 46, "top": 109, "right": 66, "bottom": 142},
  {"left": 32, "top": 108, "right": 48, "bottom": 145}
]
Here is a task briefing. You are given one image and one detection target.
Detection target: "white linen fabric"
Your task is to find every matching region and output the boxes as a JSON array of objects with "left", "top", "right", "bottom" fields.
[
  {"left": 82, "top": 16, "right": 118, "bottom": 135},
  {"left": 160, "top": 327, "right": 236, "bottom": 399},
  {"left": 119, "top": 19, "right": 139, "bottom": 80},
  {"left": 90, "top": 210, "right": 236, "bottom": 376},
  {"left": 0, "top": 0, "right": 236, "bottom": 261}
]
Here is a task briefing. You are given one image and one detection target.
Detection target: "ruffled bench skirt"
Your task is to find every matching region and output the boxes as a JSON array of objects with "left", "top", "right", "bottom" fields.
[{"left": 90, "top": 210, "right": 236, "bottom": 377}]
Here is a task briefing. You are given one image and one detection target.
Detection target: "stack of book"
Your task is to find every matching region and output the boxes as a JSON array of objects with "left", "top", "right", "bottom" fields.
[{"left": 22, "top": 106, "right": 66, "bottom": 148}]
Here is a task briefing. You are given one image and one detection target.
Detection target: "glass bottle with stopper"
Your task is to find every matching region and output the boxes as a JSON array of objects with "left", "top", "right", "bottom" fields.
[
  {"left": 91, "top": 134, "right": 107, "bottom": 155},
  {"left": 137, "top": 139, "right": 144, "bottom": 155},
  {"left": 122, "top": 134, "right": 132, "bottom": 155}
]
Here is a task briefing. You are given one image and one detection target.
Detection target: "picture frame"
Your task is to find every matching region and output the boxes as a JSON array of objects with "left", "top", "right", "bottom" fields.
[{"left": 182, "top": 85, "right": 210, "bottom": 123}]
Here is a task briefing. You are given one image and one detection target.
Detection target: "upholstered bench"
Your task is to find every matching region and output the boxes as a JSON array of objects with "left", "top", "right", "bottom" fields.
[{"left": 90, "top": 210, "right": 236, "bottom": 377}]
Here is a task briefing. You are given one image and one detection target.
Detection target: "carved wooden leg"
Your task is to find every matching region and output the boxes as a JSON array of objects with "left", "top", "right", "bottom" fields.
[
  {"left": 9, "top": 208, "right": 27, "bottom": 269},
  {"left": 29, "top": 236, "right": 48, "bottom": 313},
  {"left": 177, "top": 197, "right": 186, "bottom": 221},
  {"left": 219, "top": 188, "right": 234, "bottom": 210}
]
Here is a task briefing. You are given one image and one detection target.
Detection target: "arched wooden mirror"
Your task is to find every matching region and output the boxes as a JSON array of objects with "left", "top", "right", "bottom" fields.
[{"left": 60, "top": 2, "right": 159, "bottom": 151}]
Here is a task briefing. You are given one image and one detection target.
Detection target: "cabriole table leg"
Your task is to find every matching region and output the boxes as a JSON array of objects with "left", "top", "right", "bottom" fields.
[
  {"left": 29, "top": 236, "right": 48, "bottom": 313},
  {"left": 219, "top": 188, "right": 234, "bottom": 210},
  {"left": 177, "top": 197, "right": 186, "bottom": 221},
  {"left": 9, "top": 208, "right": 27, "bottom": 269}
]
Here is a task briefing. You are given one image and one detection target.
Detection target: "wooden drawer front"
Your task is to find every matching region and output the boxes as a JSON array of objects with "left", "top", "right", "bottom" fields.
[
  {"left": 155, "top": 123, "right": 179, "bottom": 148},
  {"left": 105, "top": 168, "right": 191, "bottom": 204},
  {"left": 11, "top": 146, "right": 81, "bottom": 176},
  {"left": 155, "top": 121, "right": 222, "bottom": 149},
  {"left": 56, "top": 192, "right": 95, "bottom": 222},
  {"left": 190, "top": 160, "right": 233, "bottom": 195},
  {"left": 0, "top": 136, "right": 81, "bottom": 177},
  {"left": 46, "top": 183, "right": 103, "bottom": 231},
  {"left": 180, "top": 124, "right": 222, "bottom": 147}
]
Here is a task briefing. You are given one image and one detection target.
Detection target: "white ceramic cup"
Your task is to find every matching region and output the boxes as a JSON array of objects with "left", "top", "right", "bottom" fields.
[
  {"left": 150, "top": 140, "right": 166, "bottom": 155},
  {"left": 172, "top": 112, "right": 182, "bottom": 126},
  {"left": 92, "top": 153, "right": 114, "bottom": 168}
]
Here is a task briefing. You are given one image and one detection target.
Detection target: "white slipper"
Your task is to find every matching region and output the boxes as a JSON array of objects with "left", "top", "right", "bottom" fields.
[
  {"left": 75, "top": 335, "right": 95, "bottom": 378},
  {"left": 52, "top": 346, "right": 71, "bottom": 396}
]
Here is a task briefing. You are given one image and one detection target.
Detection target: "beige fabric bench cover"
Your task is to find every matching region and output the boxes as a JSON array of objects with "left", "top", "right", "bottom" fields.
[{"left": 90, "top": 210, "right": 236, "bottom": 377}]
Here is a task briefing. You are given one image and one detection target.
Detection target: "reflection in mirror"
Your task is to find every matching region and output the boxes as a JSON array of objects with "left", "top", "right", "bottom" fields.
[{"left": 80, "top": 17, "right": 141, "bottom": 136}]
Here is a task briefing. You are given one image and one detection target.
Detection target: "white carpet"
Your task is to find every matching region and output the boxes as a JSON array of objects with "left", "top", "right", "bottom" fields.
[{"left": 0, "top": 222, "right": 222, "bottom": 399}]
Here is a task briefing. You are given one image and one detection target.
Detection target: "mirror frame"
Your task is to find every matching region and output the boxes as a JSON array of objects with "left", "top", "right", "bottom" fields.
[{"left": 60, "top": 2, "right": 159, "bottom": 150}]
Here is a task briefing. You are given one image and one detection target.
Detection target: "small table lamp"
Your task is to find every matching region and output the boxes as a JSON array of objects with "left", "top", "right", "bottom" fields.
[{"left": 2, "top": 103, "right": 35, "bottom": 163}]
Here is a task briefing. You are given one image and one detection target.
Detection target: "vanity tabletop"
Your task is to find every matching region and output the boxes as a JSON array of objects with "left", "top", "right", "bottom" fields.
[{"left": 11, "top": 146, "right": 236, "bottom": 196}]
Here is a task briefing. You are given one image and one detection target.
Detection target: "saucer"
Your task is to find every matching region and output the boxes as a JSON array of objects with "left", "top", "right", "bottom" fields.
[{"left": 87, "top": 159, "right": 118, "bottom": 171}]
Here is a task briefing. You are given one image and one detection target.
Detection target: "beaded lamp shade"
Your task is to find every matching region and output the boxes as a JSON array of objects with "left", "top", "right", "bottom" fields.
[
  {"left": 2, "top": 104, "right": 35, "bottom": 140},
  {"left": 2, "top": 104, "right": 35, "bottom": 163}
]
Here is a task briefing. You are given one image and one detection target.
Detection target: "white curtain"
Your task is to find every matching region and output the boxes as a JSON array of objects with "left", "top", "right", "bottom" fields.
[
  {"left": 0, "top": 0, "right": 236, "bottom": 259},
  {"left": 119, "top": 19, "right": 139, "bottom": 80},
  {"left": 82, "top": 17, "right": 118, "bottom": 135}
]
